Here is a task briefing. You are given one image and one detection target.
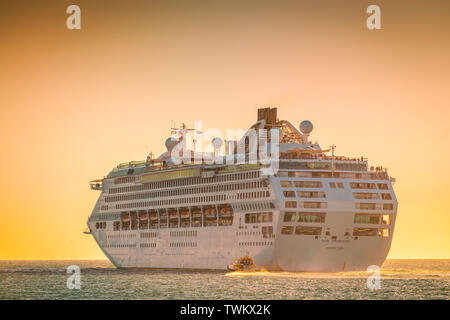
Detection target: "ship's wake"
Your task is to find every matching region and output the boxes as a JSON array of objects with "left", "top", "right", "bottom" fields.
[{"left": 224, "top": 268, "right": 450, "bottom": 279}]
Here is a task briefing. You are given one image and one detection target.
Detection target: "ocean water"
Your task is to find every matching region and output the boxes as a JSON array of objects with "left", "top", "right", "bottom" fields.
[{"left": 0, "top": 260, "right": 448, "bottom": 300}]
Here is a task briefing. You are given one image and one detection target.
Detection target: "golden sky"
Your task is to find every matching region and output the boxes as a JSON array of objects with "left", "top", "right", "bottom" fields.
[{"left": 0, "top": 0, "right": 449, "bottom": 259}]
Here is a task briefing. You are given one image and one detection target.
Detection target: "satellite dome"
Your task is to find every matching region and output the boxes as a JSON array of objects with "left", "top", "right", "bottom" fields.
[
  {"left": 212, "top": 137, "right": 223, "bottom": 149},
  {"left": 165, "top": 137, "right": 179, "bottom": 151},
  {"left": 300, "top": 120, "right": 313, "bottom": 134}
]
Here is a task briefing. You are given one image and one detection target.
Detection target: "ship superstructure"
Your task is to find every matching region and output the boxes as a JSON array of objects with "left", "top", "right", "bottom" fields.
[{"left": 86, "top": 108, "right": 397, "bottom": 271}]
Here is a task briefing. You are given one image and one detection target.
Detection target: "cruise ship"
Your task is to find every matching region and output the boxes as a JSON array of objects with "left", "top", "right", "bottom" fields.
[{"left": 86, "top": 108, "right": 398, "bottom": 271}]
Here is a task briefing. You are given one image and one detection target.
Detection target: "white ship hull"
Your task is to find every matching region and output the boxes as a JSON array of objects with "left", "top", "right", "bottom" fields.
[{"left": 88, "top": 174, "right": 397, "bottom": 272}]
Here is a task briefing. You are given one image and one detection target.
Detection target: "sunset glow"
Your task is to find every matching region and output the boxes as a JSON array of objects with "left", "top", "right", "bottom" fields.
[{"left": 0, "top": 0, "right": 449, "bottom": 260}]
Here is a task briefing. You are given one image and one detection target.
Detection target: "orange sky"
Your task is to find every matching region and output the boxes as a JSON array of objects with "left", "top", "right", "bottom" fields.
[{"left": 0, "top": 0, "right": 449, "bottom": 259}]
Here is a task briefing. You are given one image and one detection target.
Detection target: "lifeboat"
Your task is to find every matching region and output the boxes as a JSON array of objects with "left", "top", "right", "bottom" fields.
[
  {"left": 168, "top": 210, "right": 179, "bottom": 219},
  {"left": 139, "top": 212, "right": 148, "bottom": 220},
  {"left": 149, "top": 212, "right": 158, "bottom": 220},
  {"left": 227, "top": 256, "right": 258, "bottom": 272},
  {"left": 204, "top": 207, "right": 216, "bottom": 217},
  {"left": 219, "top": 205, "right": 232, "bottom": 217},
  {"left": 180, "top": 210, "right": 190, "bottom": 218}
]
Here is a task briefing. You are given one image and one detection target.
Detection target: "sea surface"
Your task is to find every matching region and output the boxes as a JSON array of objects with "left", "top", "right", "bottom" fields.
[{"left": 0, "top": 259, "right": 448, "bottom": 300}]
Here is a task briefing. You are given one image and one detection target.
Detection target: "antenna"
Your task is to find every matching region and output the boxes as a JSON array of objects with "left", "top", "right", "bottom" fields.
[{"left": 330, "top": 145, "right": 336, "bottom": 177}]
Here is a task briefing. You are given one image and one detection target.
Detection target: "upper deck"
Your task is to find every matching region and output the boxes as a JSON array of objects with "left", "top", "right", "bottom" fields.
[{"left": 99, "top": 107, "right": 391, "bottom": 183}]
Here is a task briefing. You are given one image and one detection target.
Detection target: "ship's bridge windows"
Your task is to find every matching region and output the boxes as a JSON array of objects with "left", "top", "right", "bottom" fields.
[
  {"left": 379, "top": 228, "right": 390, "bottom": 237},
  {"left": 295, "top": 226, "right": 322, "bottom": 236},
  {"left": 298, "top": 212, "right": 326, "bottom": 223},
  {"left": 298, "top": 191, "right": 326, "bottom": 198},
  {"left": 280, "top": 181, "right": 292, "bottom": 187},
  {"left": 329, "top": 182, "right": 336, "bottom": 189},
  {"left": 354, "top": 213, "right": 380, "bottom": 224},
  {"left": 281, "top": 226, "right": 294, "bottom": 235},
  {"left": 381, "top": 193, "right": 392, "bottom": 200},
  {"left": 337, "top": 182, "right": 344, "bottom": 189},
  {"left": 294, "top": 181, "right": 323, "bottom": 188},
  {"left": 383, "top": 203, "right": 394, "bottom": 210},
  {"left": 353, "top": 227, "right": 377, "bottom": 236},
  {"left": 377, "top": 183, "right": 388, "bottom": 190},
  {"left": 283, "top": 212, "right": 296, "bottom": 222},
  {"left": 381, "top": 214, "right": 392, "bottom": 225}
]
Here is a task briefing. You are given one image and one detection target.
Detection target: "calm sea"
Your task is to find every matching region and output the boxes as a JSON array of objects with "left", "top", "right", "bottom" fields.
[{"left": 0, "top": 260, "right": 448, "bottom": 300}]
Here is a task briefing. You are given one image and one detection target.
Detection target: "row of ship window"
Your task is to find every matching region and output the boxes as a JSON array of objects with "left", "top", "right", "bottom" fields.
[
  {"left": 239, "top": 241, "right": 273, "bottom": 247},
  {"left": 106, "top": 233, "right": 136, "bottom": 239},
  {"left": 101, "top": 242, "right": 197, "bottom": 248},
  {"left": 282, "top": 212, "right": 392, "bottom": 225},
  {"left": 170, "top": 230, "right": 198, "bottom": 237},
  {"left": 140, "top": 243, "right": 156, "bottom": 248},
  {"left": 278, "top": 161, "right": 367, "bottom": 172},
  {"left": 353, "top": 192, "right": 392, "bottom": 200},
  {"left": 284, "top": 201, "right": 394, "bottom": 210},
  {"left": 114, "top": 191, "right": 269, "bottom": 210},
  {"left": 285, "top": 201, "right": 327, "bottom": 209},
  {"left": 106, "top": 241, "right": 275, "bottom": 248},
  {"left": 280, "top": 180, "right": 389, "bottom": 190},
  {"left": 106, "top": 181, "right": 267, "bottom": 203},
  {"left": 283, "top": 191, "right": 392, "bottom": 200},
  {"left": 356, "top": 203, "right": 394, "bottom": 210},
  {"left": 115, "top": 217, "right": 234, "bottom": 230},
  {"left": 140, "top": 232, "right": 158, "bottom": 238},
  {"left": 283, "top": 191, "right": 326, "bottom": 198},
  {"left": 140, "top": 231, "right": 199, "bottom": 238},
  {"left": 280, "top": 226, "right": 390, "bottom": 237},
  {"left": 275, "top": 170, "right": 388, "bottom": 180},
  {"left": 103, "top": 244, "right": 137, "bottom": 248},
  {"left": 169, "top": 242, "right": 197, "bottom": 248},
  {"left": 237, "top": 202, "right": 275, "bottom": 212},
  {"left": 114, "top": 176, "right": 137, "bottom": 184},
  {"left": 109, "top": 171, "right": 261, "bottom": 194}
]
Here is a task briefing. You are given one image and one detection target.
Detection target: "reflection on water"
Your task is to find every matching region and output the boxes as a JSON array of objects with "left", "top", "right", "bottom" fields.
[
  {"left": 0, "top": 260, "right": 448, "bottom": 300},
  {"left": 226, "top": 259, "right": 450, "bottom": 279}
]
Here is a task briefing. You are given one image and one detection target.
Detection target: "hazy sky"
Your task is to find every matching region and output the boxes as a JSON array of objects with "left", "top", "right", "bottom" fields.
[{"left": 0, "top": 0, "right": 449, "bottom": 259}]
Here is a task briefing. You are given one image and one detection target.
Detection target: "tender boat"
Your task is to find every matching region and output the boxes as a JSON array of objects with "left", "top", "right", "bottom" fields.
[{"left": 227, "top": 256, "right": 258, "bottom": 272}]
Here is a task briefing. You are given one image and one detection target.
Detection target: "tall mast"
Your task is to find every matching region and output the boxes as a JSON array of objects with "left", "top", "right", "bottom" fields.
[{"left": 330, "top": 144, "right": 336, "bottom": 177}]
